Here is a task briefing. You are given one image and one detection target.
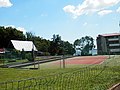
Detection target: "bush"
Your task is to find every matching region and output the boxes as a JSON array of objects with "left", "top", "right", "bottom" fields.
[
  {"left": 43, "top": 52, "right": 50, "bottom": 56},
  {"left": 25, "top": 53, "right": 33, "bottom": 61}
]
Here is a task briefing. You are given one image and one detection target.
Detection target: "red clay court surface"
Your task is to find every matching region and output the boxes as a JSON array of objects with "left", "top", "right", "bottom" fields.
[{"left": 54, "top": 56, "right": 108, "bottom": 65}]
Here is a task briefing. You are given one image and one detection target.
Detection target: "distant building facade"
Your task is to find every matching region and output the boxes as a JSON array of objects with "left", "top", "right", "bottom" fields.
[
  {"left": 74, "top": 46, "right": 81, "bottom": 56},
  {"left": 74, "top": 46, "right": 97, "bottom": 56},
  {"left": 97, "top": 33, "right": 120, "bottom": 55}
]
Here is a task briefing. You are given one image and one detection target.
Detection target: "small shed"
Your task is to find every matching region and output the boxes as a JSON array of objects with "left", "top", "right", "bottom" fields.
[{"left": 11, "top": 40, "right": 37, "bottom": 51}]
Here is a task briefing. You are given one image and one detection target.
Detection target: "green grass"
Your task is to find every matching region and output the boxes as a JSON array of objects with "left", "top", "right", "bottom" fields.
[
  {"left": 0, "top": 55, "right": 120, "bottom": 90},
  {"left": 0, "top": 59, "right": 28, "bottom": 65}
]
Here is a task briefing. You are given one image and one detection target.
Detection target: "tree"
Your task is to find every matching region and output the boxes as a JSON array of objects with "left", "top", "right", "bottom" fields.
[
  {"left": 25, "top": 32, "right": 35, "bottom": 41},
  {"left": 0, "top": 26, "right": 25, "bottom": 48},
  {"left": 49, "top": 34, "right": 75, "bottom": 55},
  {"left": 0, "top": 26, "right": 75, "bottom": 56},
  {"left": 49, "top": 34, "right": 62, "bottom": 55},
  {"left": 34, "top": 36, "right": 50, "bottom": 52},
  {"left": 63, "top": 41, "right": 75, "bottom": 55},
  {"left": 74, "top": 36, "right": 95, "bottom": 56}
]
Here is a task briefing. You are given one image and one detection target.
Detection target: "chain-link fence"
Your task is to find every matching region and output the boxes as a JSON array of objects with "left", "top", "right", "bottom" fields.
[
  {"left": 0, "top": 48, "right": 37, "bottom": 65},
  {"left": 0, "top": 55, "right": 120, "bottom": 90}
]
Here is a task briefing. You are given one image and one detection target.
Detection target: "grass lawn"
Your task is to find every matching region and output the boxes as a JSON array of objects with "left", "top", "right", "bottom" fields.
[{"left": 0, "top": 55, "right": 120, "bottom": 90}]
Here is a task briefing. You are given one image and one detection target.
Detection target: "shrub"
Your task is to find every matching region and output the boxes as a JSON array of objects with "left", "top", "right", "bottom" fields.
[{"left": 25, "top": 53, "right": 33, "bottom": 61}]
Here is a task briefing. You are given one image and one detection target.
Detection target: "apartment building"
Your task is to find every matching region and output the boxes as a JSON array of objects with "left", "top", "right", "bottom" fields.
[{"left": 97, "top": 33, "right": 120, "bottom": 55}]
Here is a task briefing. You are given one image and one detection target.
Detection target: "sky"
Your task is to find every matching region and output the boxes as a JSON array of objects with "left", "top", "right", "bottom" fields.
[{"left": 0, "top": 0, "right": 120, "bottom": 44}]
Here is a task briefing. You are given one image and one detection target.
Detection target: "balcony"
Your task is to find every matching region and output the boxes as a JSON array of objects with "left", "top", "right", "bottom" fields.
[
  {"left": 109, "top": 44, "right": 120, "bottom": 47},
  {"left": 108, "top": 38, "right": 119, "bottom": 41},
  {"left": 110, "top": 49, "right": 120, "bottom": 52}
]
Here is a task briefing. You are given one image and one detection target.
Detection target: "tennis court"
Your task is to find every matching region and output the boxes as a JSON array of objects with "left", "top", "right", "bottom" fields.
[{"left": 54, "top": 56, "right": 107, "bottom": 65}]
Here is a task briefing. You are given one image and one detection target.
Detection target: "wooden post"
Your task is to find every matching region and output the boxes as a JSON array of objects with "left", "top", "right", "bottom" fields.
[{"left": 63, "top": 55, "right": 65, "bottom": 68}]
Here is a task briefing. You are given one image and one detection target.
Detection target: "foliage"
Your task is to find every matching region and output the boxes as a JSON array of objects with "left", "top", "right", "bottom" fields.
[
  {"left": 25, "top": 52, "right": 33, "bottom": 61},
  {"left": 74, "top": 36, "right": 95, "bottom": 56},
  {"left": 0, "top": 26, "right": 25, "bottom": 48},
  {"left": 49, "top": 34, "right": 75, "bottom": 55},
  {"left": 63, "top": 41, "right": 75, "bottom": 55},
  {"left": 49, "top": 34, "right": 63, "bottom": 55},
  {"left": 34, "top": 37, "right": 50, "bottom": 52},
  {"left": 25, "top": 32, "right": 35, "bottom": 41},
  {"left": 0, "top": 26, "right": 75, "bottom": 56}
]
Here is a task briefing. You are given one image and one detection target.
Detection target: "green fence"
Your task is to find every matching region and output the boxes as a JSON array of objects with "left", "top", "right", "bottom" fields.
[
  {"left": 0, "top": 48, "right": 37, "bottom": 65},
  {"left": 0, "top": 48, "right": 22, "bottom": 61},
  {"left": 0, "top": 55, "right": 120, "bottom": 90}
]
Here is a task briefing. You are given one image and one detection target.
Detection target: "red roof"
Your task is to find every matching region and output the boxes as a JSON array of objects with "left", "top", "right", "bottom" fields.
[
  {"left": 99, "top": 33, "right": 120, "bottom": 37},
  {"left": 0, "top": 48, "right": 5, "bottom": 53}
]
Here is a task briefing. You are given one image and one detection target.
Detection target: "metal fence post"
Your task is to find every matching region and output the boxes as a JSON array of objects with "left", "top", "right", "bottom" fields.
[{"left": 63, "top": 55, "right": 65, "bottom": 68}]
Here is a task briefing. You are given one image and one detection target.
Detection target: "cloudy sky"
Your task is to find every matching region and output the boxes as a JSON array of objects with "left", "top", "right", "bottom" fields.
[{"left": 0, "top": 0, "right": 120, "bottom": 44}]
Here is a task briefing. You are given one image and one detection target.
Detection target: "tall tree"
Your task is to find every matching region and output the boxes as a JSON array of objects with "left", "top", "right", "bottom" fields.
[
  {"left": 49, "top": 34, "right": 75, "bottom": 55},
  {"left": 25, "top": 32, "right": 35, "bottom": 41},
  {"left": 74, "top": 36, "right": 95, "bottom": 56},
  {"left": 0, "top": 26, "right": 25, "bottom": 48},
  {"left": 33, "top": 36, "right": 50, "bottom": 52},
  {"left": 63, "top": 41, "right": 75, "bottom": 55},
  {"left": 49, "top": 34, "right": 62, "bottom": 55}
]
